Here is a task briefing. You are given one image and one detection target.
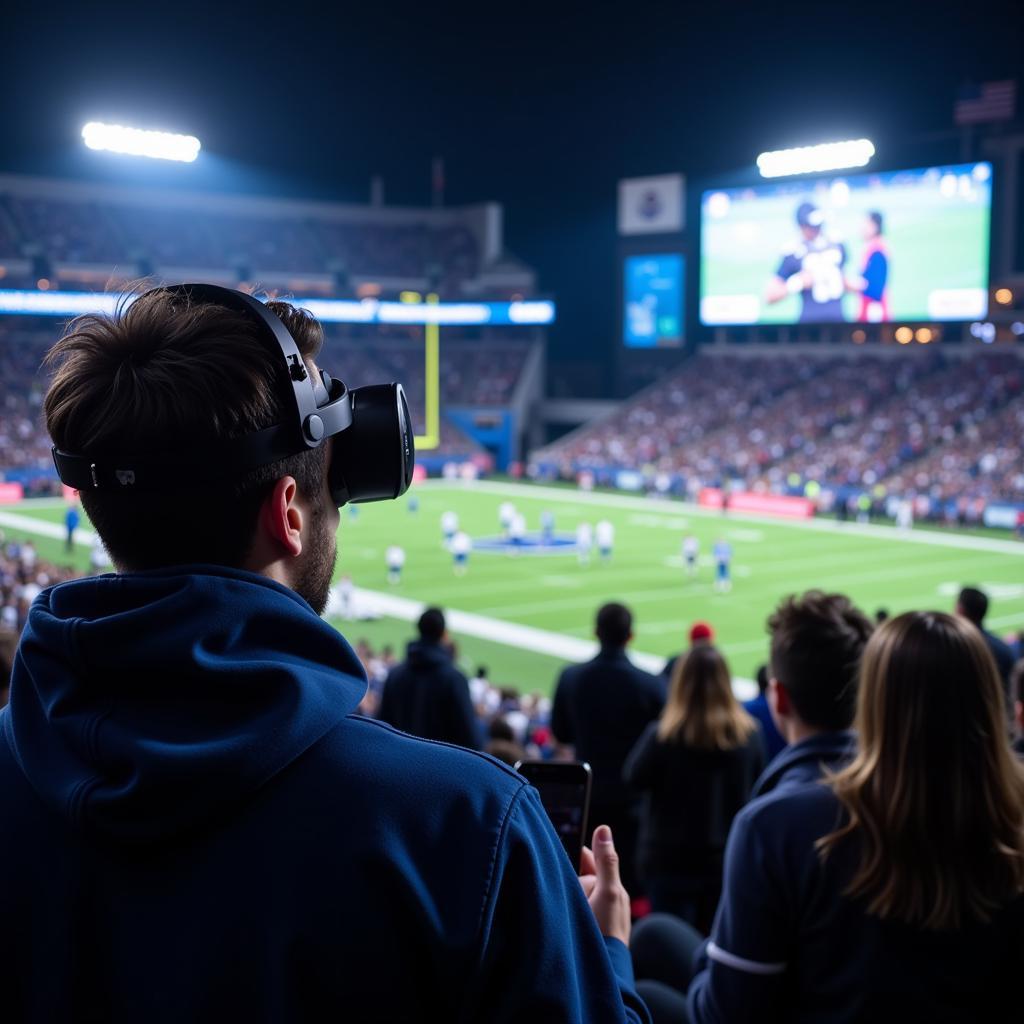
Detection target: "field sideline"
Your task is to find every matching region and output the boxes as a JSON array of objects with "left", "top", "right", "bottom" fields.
[{"left": 2, "top": 479, "right": 1022, "bottom": 697}]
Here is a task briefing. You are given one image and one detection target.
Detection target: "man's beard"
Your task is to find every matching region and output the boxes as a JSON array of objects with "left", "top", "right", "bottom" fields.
[{"left": 293, "top": 505, "right": 338, "bottom": 616}]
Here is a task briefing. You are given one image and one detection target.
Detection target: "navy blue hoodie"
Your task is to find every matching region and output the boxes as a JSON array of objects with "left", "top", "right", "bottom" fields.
[
  {"left": 749, "top": 729, "right": 855, "bottom": 798},
  {"left": 0, "top": 566, "right": 649, "bottom": 1023}
]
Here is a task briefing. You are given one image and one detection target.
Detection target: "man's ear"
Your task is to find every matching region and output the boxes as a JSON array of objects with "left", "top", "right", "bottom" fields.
[
  {"left": 1015, "top": 699, "right": 1024, "bottom": 735},
  {"left": 261, "top": 476, "right": 303, "bottom": 558}
]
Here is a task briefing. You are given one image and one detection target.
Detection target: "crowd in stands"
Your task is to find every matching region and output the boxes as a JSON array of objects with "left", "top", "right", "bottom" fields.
[
  {"left": 0, "top": 189, "right": 481, "bottom": 285},
  {"left": 321, "top": 329, "right": 530, "bottom": 407},
  {"left": 884, "top": 389, "right": 1024, "bottom": 506},
  {"left": 0, "top": 535, "right": 77, "bottom": 705},
  {"left": 774, "top": 351, "right": 1022, "bottom": 495},
  {"left": 532, "top": 350, "right": 1024, "bottom": 517},
  {"left": 0, "top": 321, "right": 56, "bottom": 492}
]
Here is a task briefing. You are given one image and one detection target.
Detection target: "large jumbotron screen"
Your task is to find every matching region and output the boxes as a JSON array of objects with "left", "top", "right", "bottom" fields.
[{"left": 699, "top": 161, "right": 992, "bottom": 326}]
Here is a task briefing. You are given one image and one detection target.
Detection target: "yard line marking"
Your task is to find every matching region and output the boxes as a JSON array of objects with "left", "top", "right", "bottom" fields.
[
  {"left": 426, "top": 480, "right": 1024, "bottom": 558},
  {"left": 988, "top": 613, "right": 1024, "bottom": 630},
  {"left": 334, "top": 585, "right": 670, "bottom": 674},
  {"left": 476, "top": 583, "right": 699, "bottom": 619},
  {"left": 0, "top": 510, "right": 97, "bottom": 544}
]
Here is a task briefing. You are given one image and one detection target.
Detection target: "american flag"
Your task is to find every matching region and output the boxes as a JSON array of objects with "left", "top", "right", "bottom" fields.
[{"left": 954, "top": 80, "right": 1017, "bottom": 125}]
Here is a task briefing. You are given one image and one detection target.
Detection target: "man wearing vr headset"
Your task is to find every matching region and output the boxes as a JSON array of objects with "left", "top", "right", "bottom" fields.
[{"left": 0, "top": 285, "right": 648, "bottom": 1022}]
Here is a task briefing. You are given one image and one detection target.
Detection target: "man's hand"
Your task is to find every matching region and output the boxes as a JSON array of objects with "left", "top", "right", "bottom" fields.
[{"left": 578, "top": 824, "right": 631, "bottom": 946}]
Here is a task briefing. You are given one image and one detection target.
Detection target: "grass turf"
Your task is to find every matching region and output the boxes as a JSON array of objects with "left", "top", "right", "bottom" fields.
[{"left": 6, "top": 480, "right": 1023, "bottom": 696}]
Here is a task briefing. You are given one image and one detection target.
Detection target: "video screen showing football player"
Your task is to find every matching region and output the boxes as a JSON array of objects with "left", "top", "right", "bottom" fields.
[{"left": 765, "top": 201, "right": 847, "bottom": 323}]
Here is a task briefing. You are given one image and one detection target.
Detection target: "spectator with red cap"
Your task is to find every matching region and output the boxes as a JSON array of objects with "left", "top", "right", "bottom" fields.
[{"left": 661, "top": 621, "right": 715, "bottom": 683}]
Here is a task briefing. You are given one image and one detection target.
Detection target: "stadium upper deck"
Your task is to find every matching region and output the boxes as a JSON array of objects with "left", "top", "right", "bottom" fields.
[{"left": 0, "top": 174, "right": 536, "bottom": 299}]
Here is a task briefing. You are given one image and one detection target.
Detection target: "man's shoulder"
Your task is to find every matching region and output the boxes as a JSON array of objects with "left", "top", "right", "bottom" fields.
[
  {"left": 440, "top": 662, "right": 471, "bottom": 687},
  {"left": 628, "top": 661, "right": 661, "bottom": 685},
  {"left": 555, "top": 661, "right": 584, "bottom": 691},
  {"left": 736, "top": 778, "right": 838, "bottom": 844},
  {"left": 985, "top": 630, "right": 1015, "bottom": 662},
  {"left": 316, "top": 714, "right": 525, "bottom": 802}
]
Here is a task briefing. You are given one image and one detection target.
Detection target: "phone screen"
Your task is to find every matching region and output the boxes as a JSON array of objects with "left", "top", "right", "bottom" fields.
[{"left": 515, "top": 762, "right": 591, "bottom": 870}]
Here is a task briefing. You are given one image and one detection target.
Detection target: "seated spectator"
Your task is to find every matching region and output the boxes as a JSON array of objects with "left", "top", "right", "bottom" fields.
[
  {"left": 379, "top": 607, "right": 482, "bottom": 750},
  {"left": 751, "top": 591, "right": 873, "bottom": 798},
  {"left": 687, "top": 611, "right": 1024, "bottom": 1021},
  {"left": 629, "top": 590, "right": 873, "bottom": 1019},
  {"left": 624, "top": 645, "right": 764, "bottom": 931},
  {"left": 741, "top": 664, "right": 786, "bottom": 762}
]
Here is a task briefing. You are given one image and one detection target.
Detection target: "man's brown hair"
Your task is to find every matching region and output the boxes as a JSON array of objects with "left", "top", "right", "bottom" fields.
[
  {"left": 44, "top": 288, "right": 328, "bottom": 572},
  {"left": 768, "top": 590, "right": 874, "bottom": 732}
]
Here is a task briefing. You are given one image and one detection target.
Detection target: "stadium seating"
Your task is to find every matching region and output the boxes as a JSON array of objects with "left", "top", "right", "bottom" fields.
[
  {"left": 0, "top": 185, "right": 481, "bottom": 289},
  {"left": 530, "top": 351, "right": 1024, "bottom": 514},
  {"left": 322, "top": 333, "right": 530, "bottom": 408},
  {"left": 0, "top": 320, "right": 55, "bottom": 493}
]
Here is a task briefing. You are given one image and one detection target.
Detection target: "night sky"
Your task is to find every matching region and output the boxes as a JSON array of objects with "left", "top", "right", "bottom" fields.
[{"left": 3, "top": 1, "right": 1023, "bottom": 384}]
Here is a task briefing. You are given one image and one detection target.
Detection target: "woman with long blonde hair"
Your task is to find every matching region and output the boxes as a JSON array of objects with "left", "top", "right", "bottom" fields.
[
  {"left": 625, "top": 644, "right": 764, "bottom": 930},
  {"left": 687, "top": 611, "right": 1024, "bottom": 1022}
]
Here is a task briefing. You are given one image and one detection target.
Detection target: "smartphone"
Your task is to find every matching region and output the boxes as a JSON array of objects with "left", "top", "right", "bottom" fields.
[{"left": 515, "top": 760, "right": 592, "bottom": 871}]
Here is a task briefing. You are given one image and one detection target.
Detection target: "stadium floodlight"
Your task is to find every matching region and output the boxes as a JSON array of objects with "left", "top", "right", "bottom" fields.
[
  {"left": 756, "top": 139, "right": 875, "bottom": 179},
  {"left": 82, "top": 121, "right": 201, "bottom": 163}
]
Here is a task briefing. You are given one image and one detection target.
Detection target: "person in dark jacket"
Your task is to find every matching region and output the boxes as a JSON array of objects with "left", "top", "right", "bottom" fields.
[
  {"left": 740, "top": 664, "right": 786, "bottom": 762},
  {"left": 0, "top": 287, "right": 650, "bottom": 1023},
  {"left": 378, "top": 607, "right": 481, "bottom": 749},
  {"left": 957, "top": 586, "right": 1016, "bottom": 718},
  {"left": 689, "top": 612, "right": 1024, "bottom": 1022},
  {"left": 553, "top": 602, "right": 666, "bottom": 893},
  {"left": 630, "top": 589, "right": 872, "bottom": 1021},
  {"left": 625, "top": 645, "right": 763, "bottom": 932},
  {"left": 754, "top": 590, "right": 873, "bottom": 793}
]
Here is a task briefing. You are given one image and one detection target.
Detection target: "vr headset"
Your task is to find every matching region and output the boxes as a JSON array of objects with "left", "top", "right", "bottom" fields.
[{"left": 51, "top": 283, "right": 415, "bottom": 506}]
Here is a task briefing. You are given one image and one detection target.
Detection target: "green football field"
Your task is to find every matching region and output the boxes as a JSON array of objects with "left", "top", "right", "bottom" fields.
[
  {"left": 2, "top": 479, "right": 1022, "bottom": 697},
  {"left": 701, "top": 171, "right": 991, "bottom": 323}
]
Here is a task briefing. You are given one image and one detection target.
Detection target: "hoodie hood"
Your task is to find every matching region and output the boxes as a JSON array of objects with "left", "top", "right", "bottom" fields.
[
  {"left": 405, "top": 639, "right": 453, "bottom": 671},
  {"left": 751, "top": 729, "right": 855, "bottom": 798},
  {"left": 4, "top": 565, "right": 366, "bottom": 844}
]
